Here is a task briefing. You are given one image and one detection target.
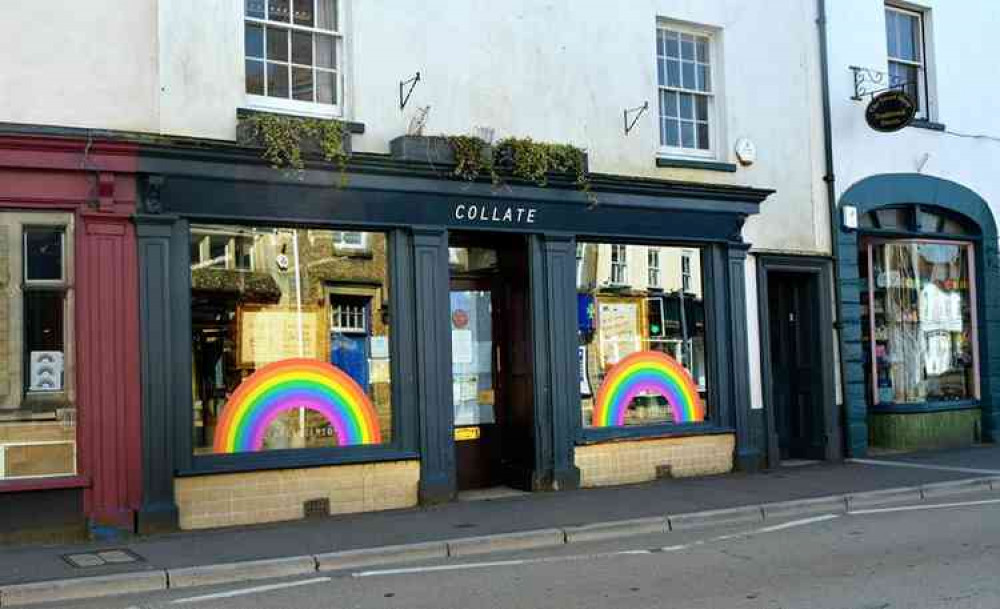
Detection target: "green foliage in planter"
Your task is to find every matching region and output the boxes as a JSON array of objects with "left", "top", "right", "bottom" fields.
[
  {"left": 493, "top": 137, "right": 592, "bottom": 199},
  {"left": 446, "top": 135, "right": 492, "bottom": 182},
  {"left": 242, "top": 113, "right": 349, "bottom": 177}
]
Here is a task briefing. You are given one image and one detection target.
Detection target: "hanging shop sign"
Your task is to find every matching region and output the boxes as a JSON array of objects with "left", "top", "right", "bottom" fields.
[{"left": 865, "top": 90, "right": 917, "bottom": 133}]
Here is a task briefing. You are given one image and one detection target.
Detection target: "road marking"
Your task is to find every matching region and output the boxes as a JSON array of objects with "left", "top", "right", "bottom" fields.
[
  {"left": 171, "top": 577, "right": 331, "bottom": 604},
  {"left": 848, "top": 457, "right": 1000, "bottom": 475},
  {"left": 849, "top": 497, "right": 1000, "bottom": 516},
  {"left": 356, "top": 515, "right": 840, "bottom": 578}
]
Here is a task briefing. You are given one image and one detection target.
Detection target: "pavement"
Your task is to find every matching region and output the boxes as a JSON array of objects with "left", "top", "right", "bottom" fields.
[{"left": 0, "top": 444, "right": 997, "bottom": 607}]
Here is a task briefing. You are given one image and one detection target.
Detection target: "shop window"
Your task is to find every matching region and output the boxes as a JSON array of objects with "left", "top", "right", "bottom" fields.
[
  {"left": 190, "top": 224, "right": 392, "bottom": 455},
  {"left": 860, "top": 239, "right": 978, "bottom": 405},
  {"left": 579, "top": 242, "right": 709, "bottom": 429},
  {"left": 244, "top": 0, "right": 343, "bottom": 116},
  {"left": 656, "top": 21, "right": 718, "bottom": 157},
  {"left": 0, "top": 214, "right": 76, "bottom": 480},
  {"left": 886, "top": 4, "right": 930, "bottom": 120}
]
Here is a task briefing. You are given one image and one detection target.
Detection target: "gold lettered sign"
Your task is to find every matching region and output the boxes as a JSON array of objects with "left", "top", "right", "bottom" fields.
[
  {"left": 865, "top": 90, "right": 917, "bottom": 133},
  {"left": 454, "top": 426, "right": 481, "bottom": 442}
]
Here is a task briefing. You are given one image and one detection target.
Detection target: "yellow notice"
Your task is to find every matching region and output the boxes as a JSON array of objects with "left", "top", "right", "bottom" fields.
[{"left": 454, "top": 426, "right": 481, "bottom": 441}]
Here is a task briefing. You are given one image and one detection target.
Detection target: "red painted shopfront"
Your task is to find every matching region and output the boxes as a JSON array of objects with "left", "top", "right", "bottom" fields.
[{"left": 0, "top": 134, "right": 141, "bottom": 541}]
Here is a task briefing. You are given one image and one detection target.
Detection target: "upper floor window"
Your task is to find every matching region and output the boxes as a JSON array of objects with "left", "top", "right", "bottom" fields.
[
  {"left": 681, "top": 252, "right": 692, "bottom": 292},
  {"left": 647, "top": 248, "right": 661, "bottom": 288},
  {"left": 656, "top": 23, "right": 716, "bottom": 157},
  {"left": 332, "top": 230, "right": 368, "bottom": 251},
  {"left": 610, "top": 245, "right": 628, "bottom": 285},
  {"left": 885, "top": 5, "right": 929, "bottom": 119},
  {"left": 245, "top": 0, "right": 342, "bottom": 116}
]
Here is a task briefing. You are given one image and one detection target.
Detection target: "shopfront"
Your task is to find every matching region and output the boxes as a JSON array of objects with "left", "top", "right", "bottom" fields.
[
  {"left": 135, "top": 142, "right": 773, "bottom": 531},
  {"left": 0, "top": 133, "right": 141, "bottom": 542},
  {"left": 837, "top": 174, "right": 1000, "bottom": 455}
]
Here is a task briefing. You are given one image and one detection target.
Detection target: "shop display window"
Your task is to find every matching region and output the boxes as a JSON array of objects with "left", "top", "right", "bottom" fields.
[
  {"left": 860, "top": 239, "right": 979, "bottom": 405},
  {"left": 577, "top": 241, "right": 709, "bottom": 428},
  {"left": 0, "top": 213, "right": 76, "bottom": 480},
  {"left": 190, "top": 224, "right": 392, "bottom": 455}
]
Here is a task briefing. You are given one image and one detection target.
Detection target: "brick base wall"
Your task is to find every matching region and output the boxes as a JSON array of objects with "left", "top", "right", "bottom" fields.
[
  {"left": 175, "top": 460, "right": 419, "bottom": 530},
  {"left": 869, "top": 410, "right": 980, "bottom": 452},
  {"left": 575, "top": 434, "right": 734, "bottom": 488}
]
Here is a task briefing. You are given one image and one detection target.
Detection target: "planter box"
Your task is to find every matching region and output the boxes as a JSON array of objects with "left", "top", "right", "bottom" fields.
[
  {"left": 389, "top": 135, "right": 491, "bottom": 167},
  {"left": 235, "top": 109, "right": 358, "bottom": 159}
]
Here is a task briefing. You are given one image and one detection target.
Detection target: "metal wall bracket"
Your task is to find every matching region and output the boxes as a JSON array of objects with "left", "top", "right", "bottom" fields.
[
  {"left": 400, "top": 72, "right": 421, "bottom": 110},
  {"left": 850, "top": 65, "right": 914, "bottom": 101},
  {"left": 623, "top": 101, "right": 649, "bottom": 135}
]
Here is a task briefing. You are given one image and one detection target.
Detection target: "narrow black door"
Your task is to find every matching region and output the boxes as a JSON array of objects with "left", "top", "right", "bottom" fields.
[{"left": 767, "top": 272, "right": 824, "bottom": 461}]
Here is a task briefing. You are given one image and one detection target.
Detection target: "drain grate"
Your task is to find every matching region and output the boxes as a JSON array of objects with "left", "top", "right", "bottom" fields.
[{"left": 62, "top": 549, "right": 144, "bottom": 569}]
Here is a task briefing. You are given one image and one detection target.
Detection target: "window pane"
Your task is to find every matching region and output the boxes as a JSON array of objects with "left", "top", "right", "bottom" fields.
[
  {"left": 291, "top": 31, "right": 312, "bottom": 66},
  {"left": 682, "top": 61, "right": 695, "bottom": 89},
  {"left": 316, "top": 0, "right": 337, "bottom": 30},
  {"left": 885, "top": 10, "right": 898, "bottom": 58},
  {"left": 662, "top": 90, "right": 677, "bottom": 118},
  {"left": 293, "top": 0, "right": 314, "bottom": 26},
  {"left": 245, "top": 23, "right": 264, "bottom": 59},
  {"left": 864, "top": 241, "right": 977, "bottom": 404},
  {"left": 656, "top": 29, "right": 666, "bottom": 57},
  {"left": 579, "top": 243, "right": 709, "bottom": 428},
  {"left": 697, "top": 123, "right": 710, "bottom": 150},
  {"left": 268, "top": 0, "right": 290, "bottom": 22},
  {"left": 681, "top": 122, "right": 695, "bottom": 148},
  {"left": 664, "top": 120, "right": 679, "bottom": 147},
  {"left": 267, "top": 62, "right": 289, "bottom": 98},
  {"left": 292, "top": 66, "right": 314, "bottom": 101},
  {"left": 316, "top": 70, "right": 337, "bottom": 104},
  {"left": 25, "top": 291, "right": 64, "bottom": 355},
  {"left": 657, "top": 57, "right": 666, "bottom": 86},
  {"left": 245, "top": 59, "right": 265, "bottom": 95},
  {"left": 190, "top": 225, "right": 393, "bottom": 454},
  {"left": 666, "top": 59, "right": 680, "bottom": 87},
  {"left": 697, "top": 64, "right": 711, "bottom": 92},
  {"left": 315, "top": 33, "right": 336, "bottom": 69},
  {"left": 680, "top": 34, "right": 695, "bottom": 60},
  {"left": 266, "top": 26, "right": 288, "bottom": 61},
  {"left": 696, "top": 38, "right": 708, "bottom": 63},
  {"left": 897, "top": 12, "right": 918, "bottom": 61},
  {"left": 246, "top": 0, "right": 265, "bottom": 19},
  {"left": 665, "top": 30, "right": 679, "bottom": 58},
  {"left": 695, "top": 95, "right": 708, "bottom": 121},
  {"left": 24, "top": 228, "right": 63, "bottom": 281},
  {"left": 679, "top": 93, "right": 693, "bottom": 119}
]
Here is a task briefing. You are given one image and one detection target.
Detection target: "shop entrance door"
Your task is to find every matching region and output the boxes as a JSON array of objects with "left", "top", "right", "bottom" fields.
[
  {"left": 766, "top": 271, "right": 826, "bottom": 461},
  {"left": 449, "top": 233, "right": 534, "bottom": 491}
]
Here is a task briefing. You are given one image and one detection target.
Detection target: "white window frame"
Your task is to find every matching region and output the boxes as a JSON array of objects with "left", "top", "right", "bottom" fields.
[
  {"left": 681, "top": 252, "right": 692, "bottom": 292},
  {"left": 242, "top": 0, "right": 345, "bottom": 119},
  {"left": 885, "top": 4, "right": 930, "bottom": 121},
  {"left": 655, "top": 21, "right": 720, "bottom": 160},
  {"left": 330, "top": 301, "right": 367, "bottom": 334},
  {"left": 332, "top": 230, "right": 368, "bottom": 251},
  {"left": 190, "top": 229, "right": 256, "bottom": 271},
  {"left": 576, "top": 243, "right": 586, "bottom": 288},
  {"left": 610, "top": 244, "right": 628, "bottom": 285},
  {"left": 647, "top": 248, "right": 661, "bottom": 288}
]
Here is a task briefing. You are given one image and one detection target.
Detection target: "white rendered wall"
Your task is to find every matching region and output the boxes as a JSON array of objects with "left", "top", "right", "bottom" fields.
[{"left": 826, "top": 0, "right": 1000, "bottom": 227}]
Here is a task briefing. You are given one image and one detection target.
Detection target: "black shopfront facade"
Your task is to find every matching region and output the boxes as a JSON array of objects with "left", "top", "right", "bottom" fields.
[{"left": 134, "top": 144, "right": 773, "bottom": 531}]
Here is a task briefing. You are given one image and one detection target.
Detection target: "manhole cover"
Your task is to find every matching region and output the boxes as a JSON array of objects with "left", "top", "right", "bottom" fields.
[{"left": 62, "top": 549, "right": 144, "bottom": 568}]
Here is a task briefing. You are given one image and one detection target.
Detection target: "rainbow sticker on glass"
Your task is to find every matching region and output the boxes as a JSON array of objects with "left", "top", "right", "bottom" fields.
[
  {"left": 213, "top": 358, "right": 382, "bottom": 453},
  {"left": 592, "top": 351, "right": 705, "bottom": 427}
]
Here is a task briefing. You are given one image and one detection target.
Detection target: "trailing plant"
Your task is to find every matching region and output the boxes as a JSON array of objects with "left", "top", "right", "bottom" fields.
[
  {"left": 493, "top": 137, "right": 591, "bottom": 199},
  {"left": 240, "top": 112, "right": 349, "bottom": 178},
  {"left": 446, "top": 135, "right": 491, "bottom": 181}
]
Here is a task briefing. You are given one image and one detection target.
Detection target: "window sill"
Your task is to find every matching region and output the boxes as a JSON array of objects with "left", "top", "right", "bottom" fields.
[
  {"left": 182, "top": 446, "right": 419, "bottom": 476},
  {"left": 908, "top": 119, "right": 946, "bottom": 132},
  {"left": 237, "top": 107, "right": 366, "bottom": 134},
  {"left": 656, "top": 157, "right": 738, "bottom": 173},
  {"left": 0, "top": 475, "right": 90, "bottom": 494},
  {"left": 869, "top": 400, "right": 978, "bottom": 414},
  {"left": 577, "top": 424, "right": 733, "bottom": 445}
]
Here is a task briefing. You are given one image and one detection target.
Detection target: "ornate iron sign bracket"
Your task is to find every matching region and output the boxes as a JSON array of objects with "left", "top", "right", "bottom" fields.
[{"left": 850, "top": 65, "right": 913, "bottom": 101}]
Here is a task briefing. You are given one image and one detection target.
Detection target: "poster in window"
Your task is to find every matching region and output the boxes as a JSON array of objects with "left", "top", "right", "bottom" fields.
[
  {"left": 237, "top": 305, "right": 330, "bottom": 367},
  {"left": 598, "top": 300, "right": 641, "bottom": 365},
  {"left": 579, "top": 345, "right": 592, "bottom": 397}
]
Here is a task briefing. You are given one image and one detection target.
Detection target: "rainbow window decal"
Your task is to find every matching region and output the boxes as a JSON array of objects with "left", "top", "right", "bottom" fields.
[
  {"left": 591, "top": 350, "right": 706, "bottom": 427},
  {"left": 213, "top": 358, "right": 382, "bottom": 453}
]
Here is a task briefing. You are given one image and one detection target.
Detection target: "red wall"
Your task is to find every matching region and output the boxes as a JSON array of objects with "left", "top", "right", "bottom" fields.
[{"left": 0, "top": 135, "right": 142, "bottom": 529}]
